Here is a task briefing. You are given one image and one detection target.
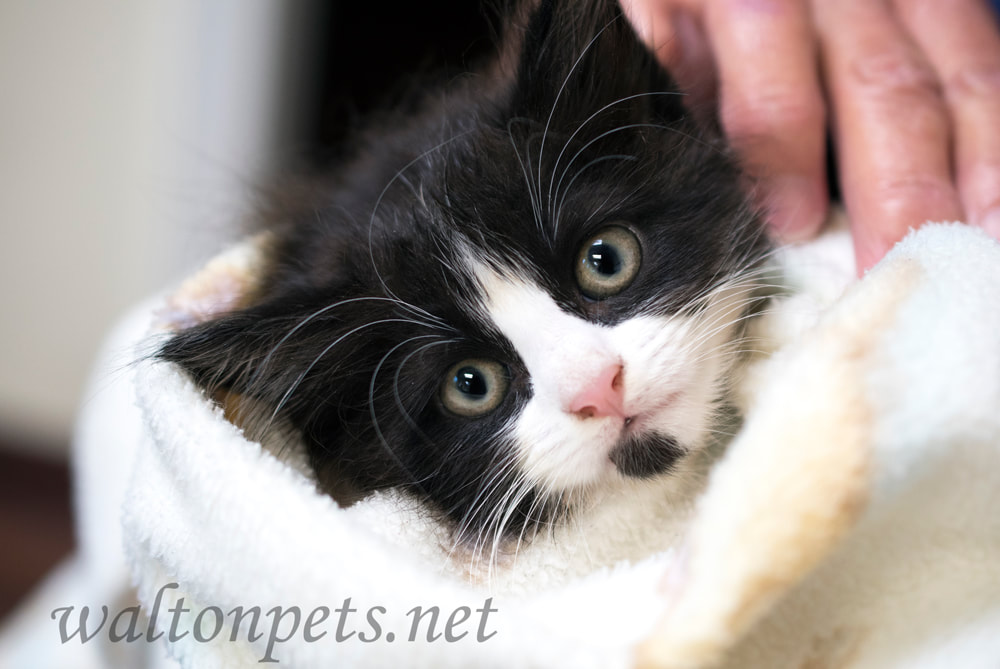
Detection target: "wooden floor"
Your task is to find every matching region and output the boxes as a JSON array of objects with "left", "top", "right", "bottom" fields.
[{"left": 0, "top": 445, "right": 74, "bottom": 621}]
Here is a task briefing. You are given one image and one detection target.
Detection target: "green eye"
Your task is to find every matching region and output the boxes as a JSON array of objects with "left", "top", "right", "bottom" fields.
[
  {"left": 575, "top": 225, "right": 642, "bottom": 299},
  {"left": 440, "top": 359, "right": 509, "bottom": 417}
]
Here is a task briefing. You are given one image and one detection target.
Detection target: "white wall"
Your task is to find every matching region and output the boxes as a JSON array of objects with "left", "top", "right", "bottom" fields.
[{"left": 0, "top": 1, "right": 319, "bottom": 457}]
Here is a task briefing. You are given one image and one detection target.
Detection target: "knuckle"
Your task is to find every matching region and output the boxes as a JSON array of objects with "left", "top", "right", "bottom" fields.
[
  {"left": 722, "top": 85, "right": 825, "bottom": 142},
  {"left": 720, "top": 0, "right": 801, "bottom": 14},
  {"left": 943, "top": 64, "right": 1000, "bottom": 103},
  {"left": 847, "top": 48, "right": 942, "bottom": 102},
  {"left": 870, "top": 174, "right": 957, "bottom": 214}
]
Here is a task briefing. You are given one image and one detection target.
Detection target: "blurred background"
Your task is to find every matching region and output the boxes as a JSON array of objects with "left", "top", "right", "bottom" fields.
[{"left": 0, "top": 0, "right": 489, "bottom": 621}]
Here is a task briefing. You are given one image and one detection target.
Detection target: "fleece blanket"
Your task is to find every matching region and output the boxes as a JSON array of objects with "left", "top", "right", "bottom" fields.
[{"left": 4, "top": 219, "right": 997, "bottom": 669}]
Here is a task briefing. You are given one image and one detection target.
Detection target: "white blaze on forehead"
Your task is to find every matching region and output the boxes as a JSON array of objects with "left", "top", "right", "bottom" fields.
[{"left": 473, "top": 263, "right": 620, "bottom": 410}]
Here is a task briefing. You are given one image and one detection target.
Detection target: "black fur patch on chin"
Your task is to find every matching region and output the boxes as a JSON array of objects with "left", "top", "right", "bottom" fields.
[{"left": 609, "top": 434, "right": 684, "bottom": 478}]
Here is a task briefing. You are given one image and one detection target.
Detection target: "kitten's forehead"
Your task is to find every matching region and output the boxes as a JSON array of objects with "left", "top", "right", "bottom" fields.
[
  {"left": 467, "top": 254, "right": 577, "bottom": 350},
  {"left": 461, "top": 251, "right": 615, "bottom": 384}
]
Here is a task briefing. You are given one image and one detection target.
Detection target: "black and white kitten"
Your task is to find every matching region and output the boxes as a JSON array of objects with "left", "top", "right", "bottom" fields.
[{"left": 160, "top": 0, "right": 770, "bottom": 555}]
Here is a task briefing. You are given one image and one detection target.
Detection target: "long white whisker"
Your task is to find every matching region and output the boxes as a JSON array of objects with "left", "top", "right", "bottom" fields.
[
  {"left": 367, "top": 130, "right": 472, "bottom": 316},
  {"left": 267, "top": 317, "right": 439, "bottom": 425},
  {"left": 551, "top": 122, "right": 686, "bottom": 232},
  {"left": 390, "top": 338, "right": 458, "bottom": 439},
  {"left": 553, "top": 154, "right": 637, "bottom": 238},
  {"left": 545, "top": 91, "right": 685, "bottom": 217},
  {"left": 535, "top": 14, "right": 623, "bottom": 207},
  {"left": 507, "top": 118, "right": 544, "bottom": 238},
  {"left": 367, "top": 335, "right": 443, "bottom": 485},
  {"left": 252, "top": 297, "right": 448, "bottom": 388}
]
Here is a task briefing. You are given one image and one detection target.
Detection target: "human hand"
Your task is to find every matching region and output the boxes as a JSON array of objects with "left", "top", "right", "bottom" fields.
[{"left": 622, "top": 0, "right": 1000, "bottom": 272}]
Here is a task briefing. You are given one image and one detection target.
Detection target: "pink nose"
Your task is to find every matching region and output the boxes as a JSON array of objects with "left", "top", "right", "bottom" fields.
[{"left": 569, "top": 363, "right": 626, "bottom": 419}]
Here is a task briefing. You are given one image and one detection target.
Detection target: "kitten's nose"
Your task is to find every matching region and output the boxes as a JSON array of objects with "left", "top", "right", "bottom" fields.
[{"left": 569, "top": 363, "right": 625, "bottom": 420}]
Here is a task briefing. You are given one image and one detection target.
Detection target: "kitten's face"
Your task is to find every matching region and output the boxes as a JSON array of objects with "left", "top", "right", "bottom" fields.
[
  {"left": 474, "top": 263, "right": 754, "bottom": 491},
  {"left": 161, "top": 0, "right": 769, "bottom": 548}
]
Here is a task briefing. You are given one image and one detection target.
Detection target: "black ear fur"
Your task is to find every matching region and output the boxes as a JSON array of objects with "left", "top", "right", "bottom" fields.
[
  {"left": 156, "top": 200, "right": 370, "bottom": 430},
  {"left": 510, "top": 0, "right": 687, "bottom": 126},
  {"left": 158, "top": 306, "right": 297, "bottom": 402},
  {"left": 158, "top": 292, "right": 419, "bottom": 492}
]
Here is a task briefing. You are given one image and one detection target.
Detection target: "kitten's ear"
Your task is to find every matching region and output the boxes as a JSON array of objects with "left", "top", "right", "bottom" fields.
[
  {"left": 157, "top": 306, "right": 306, "bottom": 407},
  {"left": 506, "top": 0, "right": 687, "bottom": 123},
  {"left": 157, "top": 272, "right": 386, "bottom": 426}
]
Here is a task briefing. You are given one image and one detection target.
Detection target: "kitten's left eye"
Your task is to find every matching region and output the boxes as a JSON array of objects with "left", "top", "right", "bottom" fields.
[
  {"left": 575, "top": 225, "right": 642, "bottom": 299},
  {"left": 440, "top": 359, "right": 509, "bottom": 417}
]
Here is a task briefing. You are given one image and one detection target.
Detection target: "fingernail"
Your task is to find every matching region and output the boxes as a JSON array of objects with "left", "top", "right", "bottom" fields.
[
  {"left": 979, "top": 207, "right": 1000, "bottom": 241},
  {"left": 763, "top": 175, "right": 827, "bottom": 243}
]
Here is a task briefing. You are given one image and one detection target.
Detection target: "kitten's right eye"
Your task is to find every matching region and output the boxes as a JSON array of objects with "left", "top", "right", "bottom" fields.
[
  {"left": 575, "top": 225, "right": 642, "bottom": 299},
  {"left": 440, "top": 359, "right": 509, "bottom": 417}
]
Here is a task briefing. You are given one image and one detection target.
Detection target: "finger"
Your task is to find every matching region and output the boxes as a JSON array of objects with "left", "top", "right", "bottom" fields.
[
  {"left": 703, "top": 0, "right": 828, "bottom": 241},
  {"left": 813, "top": 0, "right": 965, "bottom": 272},
  {"left": 620, "top": 0, "right": 688, "bottom": 68},
  {"left": 666, "top": 9, "right": 718, "bottom": 114},
  {"left": 895, "top": 0, "right": 1000, "bottom": 240},
  {"left": 620, "top": 1, "right": 718, "bottom": 111}
]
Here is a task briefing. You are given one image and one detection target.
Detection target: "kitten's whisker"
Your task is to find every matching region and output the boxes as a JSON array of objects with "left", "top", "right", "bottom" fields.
[
  {"left": 367, "top": 335, "right": 450, "bottom": 491},
  {"left": 251, "top": 296, "right": 448, "bottom": 390},
  {"left": 546, "top": 91, "right": 686, "bottom": 219},
  {"left": 553, "top": 154, "right": 637, "bottom": 237},
  {"left": 507, "top": 118, "right": 545, "bottom": 238},
  {"left": 390, "top": 338, "right": 458, "bottom": 446},
  {"left": 457, "top": 469, "right": 526, "bottom": 580},
  {"left": 266, "top": 318, "right": 440, "bottom": 430},
  {"left": 475, "top": 463, "right": 528, "bottom": 539},
  {"left": 578, "top": 183, "right": 641, "bottom": 230},
  {"left": 454, "top": 457, "right": 519, "bottom": 541},
  {"left": 367, "top": 130, "right": 472, "bottom": 319},
  {"left": 682, "top": 296, "right": 774, "bottom": 350},
  {"left": 450, "top": 453, "right": 523, "bottom": 552},
  {"left": 512, "top": 476, "right": 565, "bottom": 564},
  {"left": 677, "top": 262, "right": 779, "bottom": 317},
  {"left": 678, "top": 303, "right": 786, "bottom": 369},
  {"left": 489, "top": 475, "right": 537, "bottom": 578},
  {"left": 680, "top": 274, "right": 783, "bottom": 326},
  {"left": 536, "top": 14, "right": 623, "bottom": 217},
  {"left": 552, "top": 122, "right": 666, "bottom": 233}
]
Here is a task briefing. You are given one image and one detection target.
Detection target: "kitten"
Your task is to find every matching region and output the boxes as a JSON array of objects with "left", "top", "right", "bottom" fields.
[{"left": 159, "top": 0, "right": 771, "bottom": 556}]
